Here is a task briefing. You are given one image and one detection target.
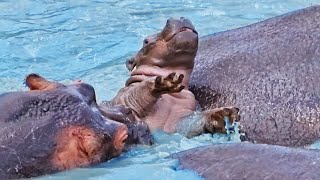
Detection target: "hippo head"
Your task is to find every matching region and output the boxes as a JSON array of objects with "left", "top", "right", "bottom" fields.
[
  {"left": 23, "top": 75, "right": 130, "bottom": 169},
  {"left": 0, "top": 74, "right": 131, "bottom": 178},
  {"left": 126, "top": 17, "right": 198, "bottom": 86}
]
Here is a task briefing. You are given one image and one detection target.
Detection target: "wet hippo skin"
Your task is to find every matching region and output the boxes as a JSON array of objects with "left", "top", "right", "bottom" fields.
[
  {"left": 170, "top": 143, "right": 320, "bottom": 180},
  {"left": 110, "top": 17, "right": 240, "bottom": 137},
  {"left": 190, "top": 6, "right": 320, "bottom": 146},
  {"left": 0, "top": 74, "right": 130, "bottom": 179}
]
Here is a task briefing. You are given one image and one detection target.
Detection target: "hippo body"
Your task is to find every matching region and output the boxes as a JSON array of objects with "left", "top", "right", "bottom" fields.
[
  {"left": 116, "top": 18, "right": 239, "bottom": 137},
  {"left": 170, "top": 143, "right": 320, "bottom": 180},
  {"left": 190, "top": 6, "right": 320, "bottom": 146},
  {"left": 0, "top": 82, "right": 129, "bottom": 179}
]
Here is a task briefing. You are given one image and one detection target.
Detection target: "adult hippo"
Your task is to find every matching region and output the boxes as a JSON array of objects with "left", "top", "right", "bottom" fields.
[
  {"left": 108, "top": 17, "right": 240, "bottom": 137},
  {"left": 0, "top": 74, "right": 152, "bottom": 179},
  {"left": 170, "top": 143, "right": 320, "bottom": 180},
  {"left": 190, "top": 5, "right": 320, "bottom": 147}
]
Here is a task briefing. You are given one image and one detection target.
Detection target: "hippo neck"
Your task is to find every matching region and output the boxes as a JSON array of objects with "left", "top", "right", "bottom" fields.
[{"left": 135, "top": 65, "right": 196, "bottom": 133}]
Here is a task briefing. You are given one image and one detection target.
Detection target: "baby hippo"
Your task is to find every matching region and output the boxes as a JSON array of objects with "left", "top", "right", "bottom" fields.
[
  {"left": 108, "top": 18, "right": 240, "bottom": 137},
  {"left": 0, "top": 74, "right": 137, "bottom": 179}
]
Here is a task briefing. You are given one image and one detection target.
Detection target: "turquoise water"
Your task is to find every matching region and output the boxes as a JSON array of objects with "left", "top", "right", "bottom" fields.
[{"left": 1, "top": 0, "right": 319, "bottom": 179}]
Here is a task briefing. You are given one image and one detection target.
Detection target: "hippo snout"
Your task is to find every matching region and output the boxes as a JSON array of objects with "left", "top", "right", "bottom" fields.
[
  {"left": 89, "top": 114, "right": 129, "bottom": 155},
  {"left": 161, "top": 17, "right": 198, "bottom": 41},
  {"left": 112, "top": 124, "right": 128, "bottom": 153},
  {"left": 166, "top": 17, "right": 197, "bottom": 33}
]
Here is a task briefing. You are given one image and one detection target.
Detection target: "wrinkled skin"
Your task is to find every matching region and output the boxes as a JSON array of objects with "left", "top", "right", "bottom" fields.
[
  {"left": 99, "top": 102, "right": 153, "bottom": 146},
  {"left": 190, "top": 6, "right": 320, "bottom": 146},
  {"left": 0, "top": 74, "right": 132, "bottom": 179},
  {"left": 170, "top": 143, "right": 320, "bottom": 180},
  {"left": 109, "top": 18, "right": 239, "bottom": 136}
]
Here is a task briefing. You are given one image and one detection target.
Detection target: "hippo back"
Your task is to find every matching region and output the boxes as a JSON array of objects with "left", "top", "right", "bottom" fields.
[
  {"left": 190, "top": 6, "right": 320, "bottom": 146},
  {"left": 170, "top": 143, "right": 320, "bottom": 180}
]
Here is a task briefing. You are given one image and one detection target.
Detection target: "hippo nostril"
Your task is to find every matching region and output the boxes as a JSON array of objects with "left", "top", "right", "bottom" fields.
[{"left": 113, "top": 124, "right": 128, "bottom": 152}]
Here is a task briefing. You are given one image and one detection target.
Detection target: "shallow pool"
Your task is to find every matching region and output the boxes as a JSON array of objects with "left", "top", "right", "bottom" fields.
[{"left": 1, "top": 0, "right": 319, "bottom": 179}]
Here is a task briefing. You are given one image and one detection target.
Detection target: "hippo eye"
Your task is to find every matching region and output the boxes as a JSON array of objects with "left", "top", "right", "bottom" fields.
[{"left": 143, "top": 39, "right": 149, "bottom": 45}]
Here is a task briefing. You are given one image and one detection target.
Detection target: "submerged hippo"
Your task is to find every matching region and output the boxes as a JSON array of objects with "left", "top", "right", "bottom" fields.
[
  {"left": 107, "top": 18, "right": 239, "bottom": 137},
  {"left": 190, "top": 5, "right": 320, "bottom": 146},
  {"left": 170, "top": 143, "right": 320, "bottom": 180},
  {"left": 0, "top": 74, "right": 151, "bottom": 179}
]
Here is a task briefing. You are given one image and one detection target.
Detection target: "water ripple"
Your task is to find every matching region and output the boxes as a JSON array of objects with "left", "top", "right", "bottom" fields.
[{"left": 1, "top": 0, "right": 320, "bottom": 179}]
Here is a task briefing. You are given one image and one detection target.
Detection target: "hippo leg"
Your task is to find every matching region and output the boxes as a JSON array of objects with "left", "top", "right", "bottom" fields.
[
  {"left": 111, "top": 72, "right": 184, "bottom": 118},
  {"left": 25, "top": 73, "right": 64, "bottom": 91},
  {"left": 181, "top": 106, "right": 240, "bottom": 138},
  {"left": 202, "top": 107, "right": 240, "bottom": 134}
]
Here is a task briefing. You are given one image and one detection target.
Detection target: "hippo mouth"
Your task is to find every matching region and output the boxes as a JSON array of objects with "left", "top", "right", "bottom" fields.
[
  {"left": 125, "top": 67, "right": 162, "bottom": 86},
  {"left": 164, "top": 27, "right": 198, "bottom": 42}
]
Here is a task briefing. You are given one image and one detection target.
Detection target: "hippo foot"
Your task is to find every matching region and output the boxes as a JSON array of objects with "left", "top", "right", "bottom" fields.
[
  {"left": 151, "top": 72, "right": 185, "bottom": 96},
  {"left": 202, "top": 106, "right": 240, "bottom": 134}
]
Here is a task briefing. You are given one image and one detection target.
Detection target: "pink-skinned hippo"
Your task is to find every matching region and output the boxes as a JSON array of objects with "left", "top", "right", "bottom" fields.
[
  {"left": 0, "top": 74, "right": 152, "bottom": 179},
  {"left": 190, "top": 5, "right": 320, "bottom": 147},
  {"left": 104, "top": 17, "right": 240, "bottom": 138}
]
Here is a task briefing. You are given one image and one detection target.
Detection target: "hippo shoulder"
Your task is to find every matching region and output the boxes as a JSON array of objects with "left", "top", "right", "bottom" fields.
[{"left": 170, "top": 143, "right": 320, "bottom": 180}]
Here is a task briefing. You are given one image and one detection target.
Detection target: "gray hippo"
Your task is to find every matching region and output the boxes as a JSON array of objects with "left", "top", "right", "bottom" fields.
[
  {"left": 111, "top": 5, "right": 320, "bottom": 146},
  {"left": 112, "top": 6, "right": 320, "bottom": 180},
  {"left": 107, "top": 17, "right": 240, "bottom": 137},
  {"left": 0, "top": 74, "right": 152, "bottom": 179},
  {"left": 190, "top": 5, "right": 320, "bottom": 147},
  {"left": 170, "top": 143, "right": 320, "bottom": 180}
]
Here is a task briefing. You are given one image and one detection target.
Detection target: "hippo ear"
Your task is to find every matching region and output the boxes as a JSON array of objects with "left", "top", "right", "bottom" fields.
[{"left": 25, "top": 73, "right": 61, "bottom": 91}]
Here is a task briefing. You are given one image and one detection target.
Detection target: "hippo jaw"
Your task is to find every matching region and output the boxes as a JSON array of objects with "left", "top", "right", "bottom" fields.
[{"left": 125, "top": 17, "right": 198, "bottom": 86}]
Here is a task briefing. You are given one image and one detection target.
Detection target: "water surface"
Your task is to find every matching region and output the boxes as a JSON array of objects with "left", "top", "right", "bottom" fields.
[{"left": 0, "top": 0, "right": 319, "bottom": 179}]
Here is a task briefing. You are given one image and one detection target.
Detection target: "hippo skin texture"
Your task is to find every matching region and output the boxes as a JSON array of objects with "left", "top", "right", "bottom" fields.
[
  {"left": 190, "top": 6, "right": 320, "bottom": 147},
  {"left": 0, "top": 83, "right": 125, "bottom": 179},
  {"left": 170, "top": 143, "right": 320, "bottom": 180}
]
